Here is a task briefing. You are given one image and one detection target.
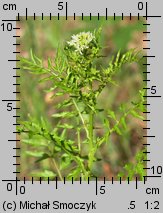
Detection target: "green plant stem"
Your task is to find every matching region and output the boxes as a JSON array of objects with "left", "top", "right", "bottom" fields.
[
  {"left": 87, "top": 79, "right": 96, "bottom": 174},
  {"left": 72, "top": 98, "right": 89, "bottom": 138},
  {"left": 48, "top": 142, "right": 63, "bottom": 181},
  {"left": 77, "top": 128, "right": 81, "bottom": 152},
  {"left": 88, "top": 111, "right": 95, "bottom": 171},
  {"left": 51, "top": 158, "right": 63, "bottom": 181},
  {"left": 89, "top": 111, "right": 94, "bottom": 148}
]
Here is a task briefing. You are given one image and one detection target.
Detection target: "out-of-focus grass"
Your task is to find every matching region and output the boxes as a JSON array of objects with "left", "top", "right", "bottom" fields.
[{"left": 17, "top": 17, "right": 146, "bottom": 179}]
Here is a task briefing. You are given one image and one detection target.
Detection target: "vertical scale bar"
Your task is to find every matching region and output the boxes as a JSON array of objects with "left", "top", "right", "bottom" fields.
[
  {"left": 144, "top": 1, "right": 150, "bottom": 179},
  {"left": 145, "top": 1, "right": 148, "bottom": 147},
  {"left": 14, "top": 13, "right": 21, "bottom": 176}
]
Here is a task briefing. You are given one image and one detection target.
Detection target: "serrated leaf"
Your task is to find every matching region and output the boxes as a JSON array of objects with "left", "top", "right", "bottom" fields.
[
  {"left": 52, "top": 111, "right": 77, "bottom": 118},
  {"left": 60, "top": 154, "right": 72, "bottom": 170},
  {"left": 22, "top": 138, "right": 49, "bottom": 147},
  {"left": 124, "top": 163, "right": 133, "bottom": 171},
  {"left": 31, "top": 170, "right": 56, "bottom": 179},
  {"left": 107, "top": 110, "right": 117, "bottom": 120},
  {"left": 25, "top": 151, "right": 45, "bottom": 158},
  {"left": 57, "top": 99, "right": 73, "bottom": 109},
  {"left": 53, "top": 145, "right": 61, "bottom": 152},
  {"left": 60, "top": 139, "right": 78, "bottom": 154},
  {"left": 67, "top": 167, "right": 81, "bottom": 180},
  {"left": 39, "top": 75, "right": 54, "bottom": 83},
  {"left": 131, "top": 110, "right": 144, "bottom": 120},
  {"left": 117, "top": 171, "right": 124, "bottom": 179},
  {"left": 55, "top": 92, "right": 64, "bottom": 96},
  {"left": 48, "top": 58, "right": 52, "bottom": 69},
  {"left": 114, "top": 125, "right": 122, "bottom": 135},
  {"left": 120, "top": 117, "right": 127, "bottom": 129},
  {"left": 103, "top": 118, "right": 110, "bottom": 128},
  {"left": 57, "top": 123, "right": 74, "bottom": 129},
  {"left": 35, "top": 153, "right": 51, "bottom": 163}
]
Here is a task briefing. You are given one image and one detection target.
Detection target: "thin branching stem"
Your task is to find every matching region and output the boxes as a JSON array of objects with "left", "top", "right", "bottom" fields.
[
  {"left": 48, "top": 142, "right": 63, "bottom": 181},
  {"left": 77, "top": 127, "right": 81, "bottom": 152},
  {"left": 72, "top": 98, "right": 89, "bottom": 138},
  {"left": 51, "top": 158, "right": 63, "bottom": 181},
  {"left": 88, "top": 110, "right": 95, "bottom": 171}
]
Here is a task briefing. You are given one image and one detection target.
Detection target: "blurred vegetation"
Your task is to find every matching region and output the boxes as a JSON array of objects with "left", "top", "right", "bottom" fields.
[{"left": 16, "top": 17, "right": 147, "bottom": 180}]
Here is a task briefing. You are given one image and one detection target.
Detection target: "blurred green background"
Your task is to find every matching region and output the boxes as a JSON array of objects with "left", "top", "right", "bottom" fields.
[{"left": 16, "top": 16, "right": 147, "bottom": 180}]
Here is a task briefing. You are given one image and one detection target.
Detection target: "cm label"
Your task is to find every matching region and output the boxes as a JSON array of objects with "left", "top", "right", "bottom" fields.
[{"left": 3, "top": 3, "right": 16, "bottom": 10}]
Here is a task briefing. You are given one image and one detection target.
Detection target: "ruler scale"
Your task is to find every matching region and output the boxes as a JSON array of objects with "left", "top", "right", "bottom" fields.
[{"left": 0, "top": 0, "right": 162, "bottom": 212}]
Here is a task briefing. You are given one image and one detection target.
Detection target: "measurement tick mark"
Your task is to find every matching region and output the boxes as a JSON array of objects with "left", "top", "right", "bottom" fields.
[
  {"left": 143, "top": 55, "right": 155, "bottom": 58},
  {"left": 106, "top": 8, "right": 108, "bottom": 20},
  {"left": 26, "top": 8, "right": 28, "bottom": 20},
  {"left": 143, "top": 15, "right": 161, "bottom": 18},
  {"left": 95, "top": 177, "right": 98, "bottom": 195},
  {"left": 136, "top": 177, "right": 138, "bottom": 189},
  {"left": 66, "top": 2, "right": 68, "bottom": 20},
  {"left": 2, "top": 179, "right": 20, "bottom": 182},
  {"left": 8, "top": 60, "right": 20, "bottom": 62},
  {"left": 2, "top": 20, "right": 19, "bottom": 22},
  {"left": 143, "top": 167, "right": 150, "bottom": 170},
  {"left": 143, "top": 48, "right": 150, "bottom": 50},
  {"left": 144, "top": 95, "right": 162, "bottom": 98},
  {"left": 2, "top": 99, "right": 20, "bottom": 102},
  {"left": 13, "top": 115, "right": 20, "bottom": 118},
  {"left": 130, "top": 13, "right": 132, "bottom": 20},
  {"left": 144, "top": 175, "right": 162, "bottom": 178},
  {"left": 143, "top": 79, "right": 150, "bottom": 82}
]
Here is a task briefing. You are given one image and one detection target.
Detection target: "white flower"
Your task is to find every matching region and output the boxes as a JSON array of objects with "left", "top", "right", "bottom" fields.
[{"left": 67, "top": 32, "right": 95, "bottom": 55}]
